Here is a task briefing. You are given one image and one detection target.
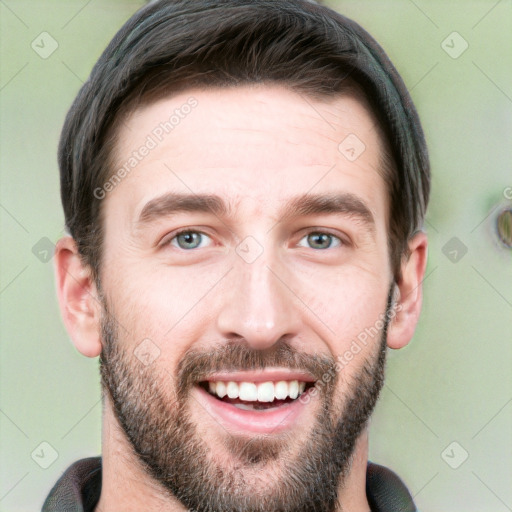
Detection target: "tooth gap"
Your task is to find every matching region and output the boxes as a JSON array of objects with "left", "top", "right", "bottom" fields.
[{"left": 200, "top": 382, "right": 215, "bottom": 394}]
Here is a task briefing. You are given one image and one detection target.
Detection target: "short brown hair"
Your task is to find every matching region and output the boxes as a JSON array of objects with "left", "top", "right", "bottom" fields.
[{"left": 59, "top": 0, "right": 430, "bottom": 282}]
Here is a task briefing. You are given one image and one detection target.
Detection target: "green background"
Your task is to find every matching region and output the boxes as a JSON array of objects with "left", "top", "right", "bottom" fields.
[{"left": 1, "top": 1, "right": 511, "bottom": 510}]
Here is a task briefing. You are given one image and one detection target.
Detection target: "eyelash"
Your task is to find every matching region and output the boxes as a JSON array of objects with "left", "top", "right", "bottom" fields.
[
  {"left": 297, "top": 231, "right": 343, "bottom": 250},
  {"left": 167, "top": 229, "right": 213, "bottom": 250},
  {"left": 164, "top": 229, "right": 346, "bottom": 251}
]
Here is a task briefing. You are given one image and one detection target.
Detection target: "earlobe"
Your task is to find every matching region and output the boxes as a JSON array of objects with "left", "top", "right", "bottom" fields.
[
  {"left": 54, "top": 236, "right": 103, "bottom": 358},
  {"left": 386, "top": 231, "right": 428, "bottom": 350}
]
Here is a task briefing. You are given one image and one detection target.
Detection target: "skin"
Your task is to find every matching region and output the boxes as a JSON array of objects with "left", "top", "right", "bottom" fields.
[{"left": 55, "top": 85, "right": 428, "bottom": 511}]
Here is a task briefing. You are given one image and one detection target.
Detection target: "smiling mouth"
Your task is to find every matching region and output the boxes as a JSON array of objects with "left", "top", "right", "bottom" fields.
[{"left": 199, "top": 379, "right": 315, "bottom": 411}]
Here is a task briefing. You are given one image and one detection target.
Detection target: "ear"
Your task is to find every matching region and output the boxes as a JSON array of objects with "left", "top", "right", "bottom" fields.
[
  {"left": 54, "top": 236, "right": 103, "bottom": 357},
  {"left": 386, "top": 231, "right": 428, "bottom": 350}
]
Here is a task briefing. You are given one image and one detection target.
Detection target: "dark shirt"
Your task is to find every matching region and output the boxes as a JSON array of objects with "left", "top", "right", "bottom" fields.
[{"left": 42, "top": 457, "right": 417, "bottom": 512}]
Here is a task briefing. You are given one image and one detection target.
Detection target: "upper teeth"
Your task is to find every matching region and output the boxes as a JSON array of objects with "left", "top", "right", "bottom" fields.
[{"left": 208, "top": 380, "right": 307, "bottom": 402}]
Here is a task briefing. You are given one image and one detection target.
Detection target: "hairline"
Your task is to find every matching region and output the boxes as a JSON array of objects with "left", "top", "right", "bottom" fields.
[{"left": 91, "top": 81, "right": 398, "bottom": 287}]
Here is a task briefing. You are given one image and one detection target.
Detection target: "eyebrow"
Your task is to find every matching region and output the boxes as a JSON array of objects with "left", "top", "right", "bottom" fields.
[
  {"left": 282, "top": 192, "right": 375, "bottom": 229},
  {"left": 136, "top": 191, "right": 375, "bottom": 233},
  {"left": 138, "top": 193, "right": 228, "bottom": 223}
]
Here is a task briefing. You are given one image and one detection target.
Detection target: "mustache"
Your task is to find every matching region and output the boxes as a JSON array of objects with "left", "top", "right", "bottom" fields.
[{"left": 177, "top": 339, "right": 336, "bottom": 397}]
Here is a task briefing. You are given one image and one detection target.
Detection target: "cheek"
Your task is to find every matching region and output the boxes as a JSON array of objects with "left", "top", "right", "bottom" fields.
[
  {"left": 294, "top": 264, "right": 389, "bottom": 330},
  {"left": 104, "top": 261, "right": 227, "bottom": 356},
  {"left": 290, "top": 266, "right": 389, "bottom": 374}
]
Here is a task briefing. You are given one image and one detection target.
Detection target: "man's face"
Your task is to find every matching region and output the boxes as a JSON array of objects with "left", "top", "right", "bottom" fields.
[{"left": 98, "top": 85, "right": 394, "bottom": 511}]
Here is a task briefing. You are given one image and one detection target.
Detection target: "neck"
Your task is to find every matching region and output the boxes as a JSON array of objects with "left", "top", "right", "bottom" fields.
[
  {"left": 96, "top": 397, "right": 371, "bottom": 512},
  {"left": 95, "top": 395, "right": 187, "bottom": 512},
  {"left": 334, "top": 431, "right": 371, "bottom": 512}
]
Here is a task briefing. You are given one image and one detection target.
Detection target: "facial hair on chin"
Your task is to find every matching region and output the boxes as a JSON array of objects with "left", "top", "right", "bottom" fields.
[{"left": 98, "top": 288, "right": 392, "bottom": 512}]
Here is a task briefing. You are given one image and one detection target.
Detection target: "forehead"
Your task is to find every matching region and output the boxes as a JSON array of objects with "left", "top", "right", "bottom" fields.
[{"left": 107, "top": 85, "right": 388, "bottom": 226}]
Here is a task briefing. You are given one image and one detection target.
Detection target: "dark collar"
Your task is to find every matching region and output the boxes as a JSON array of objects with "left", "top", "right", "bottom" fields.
[{"left": 43, "top": 457, "right": 416, "bottom": 512}]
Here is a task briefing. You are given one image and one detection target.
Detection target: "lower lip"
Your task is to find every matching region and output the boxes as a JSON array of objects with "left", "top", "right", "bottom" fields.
[{"left": 193, "top": 385, "right": 314, "bottom": 435}]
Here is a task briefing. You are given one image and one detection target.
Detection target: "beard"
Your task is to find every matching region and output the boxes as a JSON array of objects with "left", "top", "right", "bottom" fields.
[{"left": 99, "top": 289, "right": 393, "bottom": 512}]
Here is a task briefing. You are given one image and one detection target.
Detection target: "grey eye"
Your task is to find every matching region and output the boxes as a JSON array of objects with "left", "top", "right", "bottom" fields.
[
  {"left": 298, "top": 232, "right": 341, "bottom": 249},
  {"left": 171, "top": 231, "right": 211, "bottom": 250}
]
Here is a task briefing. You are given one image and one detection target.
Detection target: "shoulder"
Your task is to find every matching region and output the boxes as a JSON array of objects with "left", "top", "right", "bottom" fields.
[
  {"left": 42, "top": 457, "right": 101, "bottom": 512},
  {"left": 366, "top": 461, "right": 417, "bottom": 512}
]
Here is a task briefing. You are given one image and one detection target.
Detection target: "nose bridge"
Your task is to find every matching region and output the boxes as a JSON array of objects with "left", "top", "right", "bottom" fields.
[{"left": 216, "top": 247, "right": 298, "bottom": 349}]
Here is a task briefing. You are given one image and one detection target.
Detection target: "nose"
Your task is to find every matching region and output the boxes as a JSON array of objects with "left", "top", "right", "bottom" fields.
[{"left": 216, "top": 253, "right": 301, "bottom": 350}]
